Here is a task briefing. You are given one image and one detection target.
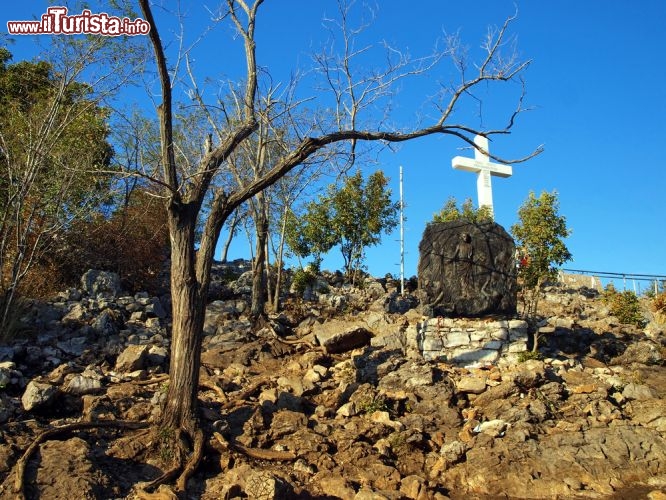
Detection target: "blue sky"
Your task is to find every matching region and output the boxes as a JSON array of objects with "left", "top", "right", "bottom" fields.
[{"left": 4, "top": 2, "right": 665, "bottom": 289}]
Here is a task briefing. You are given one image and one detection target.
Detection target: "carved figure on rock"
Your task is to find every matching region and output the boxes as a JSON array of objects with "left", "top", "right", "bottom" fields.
[
  {"left": 453, "top": 232, "right": 474, "bottom": 298},
  {"left": 418, "top": 220, "right": 517, "bottom": 317}
]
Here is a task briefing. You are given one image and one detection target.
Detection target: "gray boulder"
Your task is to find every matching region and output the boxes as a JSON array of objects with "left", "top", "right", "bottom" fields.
[
  {"left": 114, "top": 344, "right": 149, "bottom": 372},
  {"left": 313, "top": 320, "right": 373, "bottom": 354},
  {"left": 22, "top": 380, "right": 59, "bottom": 411},
  {"left": 63, "top": 375, "right": 103, "bottom": 395},
  {"left": 81, "top": 270, "right": 121, "bottom": 298},
  {"left": 384, "top": 292, "right": 418, "bottom": 314}
]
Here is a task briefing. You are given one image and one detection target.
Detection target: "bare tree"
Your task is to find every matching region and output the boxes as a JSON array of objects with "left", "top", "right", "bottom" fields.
[
  {"left": 218, "top": 207, "right": 244, "bottom": 263},
  {"left": 267, "top": 159, "right": 330, "bottom": 312},
  {"left": 0, "top": 34, "right": 145, "bottom": 332},
  {"left": 137, "top": 0, "right": 540, "bottom": 491}
]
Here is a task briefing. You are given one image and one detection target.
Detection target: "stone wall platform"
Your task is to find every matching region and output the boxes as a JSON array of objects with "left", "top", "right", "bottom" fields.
[{"left": 406, "top": 317, "right": 529, "bottom": 366}]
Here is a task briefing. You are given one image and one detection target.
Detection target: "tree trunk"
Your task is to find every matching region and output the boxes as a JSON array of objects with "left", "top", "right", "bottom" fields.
[
  {"left": 220, "top": 211, "right": 240, "bottom": 263},
  {"left": 271, "top": 205, "right": 289, "bottom": 312},
  {"left": 160, "top": 206, "right": 204, "bottom": 432},
  {"left": 250, "top": 212, "right": 268, "bottom": 318},
  {"left": 250, "top": 190, "right": 269, "bottom": 318},
  {"left": 264, "top": 236, "right": 274, "bottom": 312}
]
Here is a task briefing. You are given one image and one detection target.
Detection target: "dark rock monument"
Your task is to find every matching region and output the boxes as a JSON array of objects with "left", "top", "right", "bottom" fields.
[{"left": 417, "top": 220, "right": 517, "bottom": 317}]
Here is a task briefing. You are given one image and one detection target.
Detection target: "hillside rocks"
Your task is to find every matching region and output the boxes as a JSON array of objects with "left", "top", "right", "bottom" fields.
[{"left": 0, "top": 271, "right": 665, "bottom": 498}]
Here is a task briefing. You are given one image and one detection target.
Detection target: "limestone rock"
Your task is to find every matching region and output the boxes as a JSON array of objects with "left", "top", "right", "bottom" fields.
[
  {"left": 81, "top": 269, "right": 121, "bottom": 298},
  {"left": 0, "top": 367, "right": 9, "bottom": 388},
  {"left": 114, "top": 344, "right": 149, "bottom": 372},
  {"left": 612, "top": 341, "right": 663, "bottom": 366},
  {"left": 384, "top": 292, "right": 419, "bottom": 314},
  {"left": 440, "top": 440, "right": 468, "bottom": 464},
  {"left": 244, "top": 470, "right": 290, "bottom": 499},
  {"left": 313, "top": 320, "right": 373, "bottom": 354},
  {"left": 474, "top": 418, "right": 507, "bottom": 437},
  {"left": 92, "top": 309, "right": 118, "bottom": 336},
  {"left": 456, "top": 375, "right": 487, "bottom": 394},
  {"left": 56, "top": 337, "right": 88, "bottom": 356},
  {"left": 147, "top": 345, "right": 168, "bottom": 366},
  {"left": 622, "top": 383, "right": 657, "bottom": 401},
  {"left": 62, "top": 303, "right": 89, "bottom": 324},
  {"left": 315, "top": 473, "right": 357, "bottom": 499},
  {"left": 22, "top": 380, "right": 59, "bottom": 411},
  {"left": 145, "top": 298, "right": 167, "bottom": 318},
  {"left": 417, "top": 220, "right": 517, "bottom": 317},
  {"left": 400, "top": 475, "right": 427, "bottom": 499},
  {"left": 63, "top": 374, "right": 103, "bottom": 395},
  {"left": 625, "top": 400, "right": 666, "bottom": 432}
]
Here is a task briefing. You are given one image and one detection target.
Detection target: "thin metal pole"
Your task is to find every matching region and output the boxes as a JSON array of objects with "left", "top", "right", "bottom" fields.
[{"left": 399, "top": 165, "right": 405, "bottom": 295}]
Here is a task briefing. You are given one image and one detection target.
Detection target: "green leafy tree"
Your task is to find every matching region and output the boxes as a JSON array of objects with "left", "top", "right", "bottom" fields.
[
  {"left": 285, "top": 200, "right": 336, "bottom": 268},
  {"left": 287, "top": 170, "right": 398, "bottom": 283},
  {"left": 332, "top": 170, "right": 399, "bottom": 281},
  {"left": 432, "top": 196, "right": 493, "bottom": 223},
  {"left": 511, "top": 190, "right": 572, "bottom": 321}
]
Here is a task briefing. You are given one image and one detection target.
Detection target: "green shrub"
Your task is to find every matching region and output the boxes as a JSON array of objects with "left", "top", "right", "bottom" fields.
[
  {"left": 652, "top": 292, "right": 666, "bottom": 315},
  {"left": 431, "top": 196, "right": 493, "bottom": 224},
  {"left": 602, "top": 286, "right": 646, "bottom": 327},
  {"left": 517, "top": 350, "right": 543, "bottom": 362},
  {"left": 291, "top": 267, "right": 318, "bottom": 295},
  {"left": 359, "top": 395, "right": 390, "bottom": 414}
]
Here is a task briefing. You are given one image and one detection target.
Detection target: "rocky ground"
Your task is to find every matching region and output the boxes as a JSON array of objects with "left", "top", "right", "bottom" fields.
[{"left": 0, "top": 265, "right": 665, "bottom": 499}]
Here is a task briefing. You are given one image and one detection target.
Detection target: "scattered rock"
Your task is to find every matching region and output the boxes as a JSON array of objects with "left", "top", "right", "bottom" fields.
[
  {"left": 22, "top": 380, "right": 59, "bottom": 411},
  {"left": 456, "top": 374, "right": 487, "bottom": 394},
  {"left": 63, "top": 374, "right": 103, "bottom": 395},
  {"left": 115, "top": 344, "right": 149, "bottom": 372},
  {"left": 384, "top": 292, "right": 418, "bottom": 314},
  {"left": 474, "top": 419, "right": 507, "bottom": 437},
  {"left": 440, "top": 440, "right": 467, "bottom": 465},
  {"left": 613, "top": 341, "right": 663, "bottom": 366},
  {"left": 81, "top": 269, "right": 122, "bottom": 298},
  {"left": 623, "top": 383, "right": 657, "bottom": 401},
  {"left": 313, "top": 320, "right": 373, "bottom": 354},
  {"left": 244, "top": 470, "right": 291, "bottom": 500}
]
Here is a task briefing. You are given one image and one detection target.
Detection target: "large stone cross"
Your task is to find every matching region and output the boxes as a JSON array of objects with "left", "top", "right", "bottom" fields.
[{"left": 451, "top": 135, "right": 512, "bottom": 216}]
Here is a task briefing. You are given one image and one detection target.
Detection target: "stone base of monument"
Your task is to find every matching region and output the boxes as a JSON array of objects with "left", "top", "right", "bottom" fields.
[{"left": 405, "top": 317, "right": 529, "bottom": 366}]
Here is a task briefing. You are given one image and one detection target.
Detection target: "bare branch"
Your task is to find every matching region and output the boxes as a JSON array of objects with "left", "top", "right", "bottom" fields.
[{"left": 139, "top": 0, "right": 179, "bottom": 193}]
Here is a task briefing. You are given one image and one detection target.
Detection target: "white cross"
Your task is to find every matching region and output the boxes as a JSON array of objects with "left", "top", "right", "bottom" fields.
[{"left": 451, "top": 135, "right": 512, "bottom": 217}]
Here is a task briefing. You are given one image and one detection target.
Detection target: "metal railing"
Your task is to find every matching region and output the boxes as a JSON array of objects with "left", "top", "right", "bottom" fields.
[{"left": 561, "top": 268, "right": 666, "bottom": 294}]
